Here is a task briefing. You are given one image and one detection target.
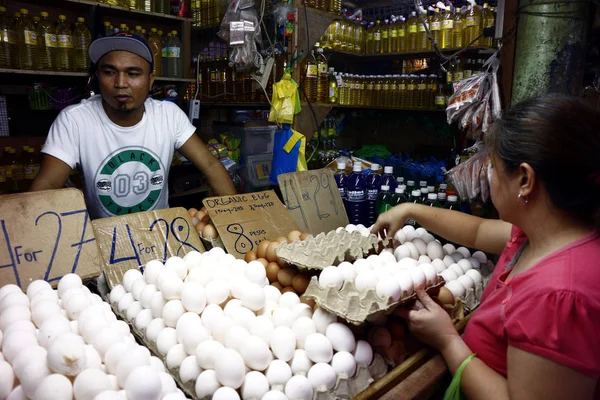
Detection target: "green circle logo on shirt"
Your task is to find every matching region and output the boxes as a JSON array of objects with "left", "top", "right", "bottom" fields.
[{"left": 94, "top": 147, "right": 166, "bottom": 216}]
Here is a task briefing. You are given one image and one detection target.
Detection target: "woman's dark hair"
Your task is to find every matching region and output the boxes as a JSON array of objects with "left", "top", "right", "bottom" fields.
[{"left": 487, "top": 94, "right": 600, "bottom": 230}]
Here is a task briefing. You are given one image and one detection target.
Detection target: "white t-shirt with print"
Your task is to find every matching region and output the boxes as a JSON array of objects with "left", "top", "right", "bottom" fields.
[{"left": 42, "top": 95, "right": 195, "bottom": 219}]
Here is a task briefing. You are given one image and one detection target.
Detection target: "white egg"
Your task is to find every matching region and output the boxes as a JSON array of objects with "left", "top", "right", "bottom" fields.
[
  {"left": 159, "top": 372, "right": 177, "bottom": 395},
  {"left": 285, "top": 375, "right": 313, "bottom": 400},
  {"left": 379, "top": 251, "right": 396, "bottom": 265},
  {"left": 465, "top": 269, "right": 483, "bottom": 285},
  {"left": 455, "top": 246, "right": 471, "bottom": 259},
  {"left": 291, "top": 317, "right": 317, "bottom": 349},
  {"left": 181, "top": 323, "right": 209, "bottom": 355},
  {"left": 353, "top": 259, "right": 371, "bottom": 274},
  {"left": 179, "top": 355, "right": 201, "bottom": 383},
  {"left": 450, "top": 252, "right": 464, "bottom": 263},
  {"left": 404, "top": 242, "right": 420, "bottom": 260},
  {"left": 467, "top": 257, "right": 481, "bottom": 270},
  {"left": 183, "top": 250, "right": 202, "bottom": 268},
  {"left": 165, "top": 256, "right": 187, "bottom": 280},
  {"left": 58, "top": 273, "right": 83, "bottom": 297},
  {"left": 2, "top": 331, "right": 38, "bottom": 363},
  {"left": 26, "top": 280, "right": 52, "bottom": 300},
  {"left": 398, "top": 257, "right": 418, "bottom": 269},
  {"left": 195, "top": 340, "right": 225, "bottom": 370},
  {"left": 418, "top": 263, "right": 438, "bottom": 286},
  {"left": 249, "top": 316, "right": 275, "bottom": 344},
  {"left": 125, "top": 301, "right": 143, "bottom": 321},
  {"left": 292, "top": 303, "right": 313, "bottom": 320},
  {"left": 240, "top": 371, "right": 269, "bottom": 400},
  {"left": 246, "top": 261, "right": 267, "bottom": 285},
  {"left": 401, "top": 225, "right": 416, "bottom": 234},
  {"left": 64, "top": 294, "right": 93, "bottom": 321},
  {"left": 325, "top": 322, "right": 355, "bottom": 352},
  {"left": 404, "top": 230, "right": 418, "bottom": 242},
  {"left": 439, "top": 269, "right": 458, "bottom": 283},
  {"left": 239, "top": 335, "right": 271, "bottom": 371},
  {"left": 240, "top": 283, "right": 265, "bottom": 311},
  {"left": 418, "top": 255, "right": 432, "bottom": 265},
  {"left": 420, "top": 232, "right": 435, "bottom": 243},
  {"left": 156, "top": 327, "right": 177, "bottom": 355},
  {"left": 0, "top": 284, "right": 20, "bottom": 303},
  {"left": 31, "top": 300, "right": 61, "bottom": 328},
  {"left": 457, "top": 259, "right": 473, "bottom": 274},
  {"left": 304, "top": 333, "right": 333, "bottom": 363},
  {"left": 412, "top": 238, "right": 428, "bottom": 255},
  {"left": 393, "top": 271, "right": 414, "bottom": 297},
  {"left": 149, "top": 292, "right": 166, "bottom": 319},
  {"left": 345, "top": 224, "right": 357, "bottom": 233},
  {"left": 139, "top": 284, "right": 158, "bottom": 309},
  {"left": 263, "top": 285, "right": 282, "bottom": 303},
  {"left": 231, "top": 307, "right": 256, "bottom": 331},
  {"left": 353, "top": 340, "right": 373, "bottom": 365},
  {"left": 318, "top": 267, "right": 344, "bottom": 290},
  {"left": 307, "top": 363, "right": 337, "bottom": 390},
  {"left": 214, "top": 349, "right": 245, "bottom": 389},
  {"left": 472, "top": 250, "right": 488, "bottom": 265},
  {"left": 393, "top": 245, "right": 411, "bottom": 261},
  {"left": 278, "top": 292, "right": 301, "bottom": 309},
  {"left": 265, "top": 359, "right": 292, "bottom": 388},
  {"left": 229, "top": 276, "right": 250, "bottom": 300},
  {"left": 445, "top": 280, "right": 466, "bottom": 298},
  {"left": 224, "top": 326, "right": 250, "bottom": 352},
  {"left": 73, "top": 368, "right": 112, "bottom": 400},
  {"left": 336, "top": 262, "right": 356, "bottom": 282},
  {"left": 375, "top": 279, "right": 402, "bottom": 301},
  {"left": 117, "top": 293, "right": 135, "bottom": 313},
  {"left": 180, "top": 281, "right": 206, "bottom": 314},
  {"left": 125, "top": 365, "right": 162, "bottom": 400},
  {"left": 130, "top": 278, "right": 147, "bottom": 301},
  {"left": 431, "top": 259, "right": 447, "bottom": 274},
  {"left": 457, "top": 275, "right": 475, "bottom": 291},
  {"left": 449, "top": 263, "right": 465, "bottom": 277},
  {"left": 426, "top": 241, "right": 445, "bottom": 260},
  {"left": 262, "top": 390, "right": 288, "bottom": 400},
  {"left": 409, "top": 267, "right": 426, "bottom": 290},
  {"left": 47, "top": 333, "right": 86, "bottom": 376},
  {"left": 185, "top": 267, "right": 212, "bottom": 286},
  {"left": 145, "top": 318, "right": 166, "bottom": 343},
  {"left": 354, "top": 270, "right": 379, "bottom": 292},
  {"left": 162, "top": 300, "right": 185, "bottom": 328},
  {"left": 393, "top": 229, "right": 407, "bottom": 246},
  {"left": 442, "top": 255, "right": 455, "bottom": 267},
  {"left": 195, "top": 370, "right": 221, "bottom": 398},
  {"left": 166, "top": 344, "right": 187, "bottom": 369},
  {"left": 290, "top": 349, "right": 313, "bottom": 375},
  {"left": 442, "top": 243, "right": 456, "bottom": 255},
  {"left": 312, "top": 307, "right": 336, "bottom": 334},
  {"left": 270, "top": 327, "right": 296, "bottom": 361},
  {"left": 143, "top": 260, "right": 164, "bottom": 285},
  {"left": 34, "top": 373, "right": 73, "bottom": 400},
  {"left": 205, "top": 280, "right": 230, "bottom": 305},
  {"left": 331, "top": 351, "right": 357, "bottom": 377}
]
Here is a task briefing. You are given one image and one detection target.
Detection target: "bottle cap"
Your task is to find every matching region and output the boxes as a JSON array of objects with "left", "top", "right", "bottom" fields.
[
  {"left": 440, "top": 183, "right": 448, "bottom": 189},
  {"left": 337, "top": 161, "right": 346, "bottom": 169},
  {"left": 400, "top": 184, "right": 407, "bottom": 191},
  {"left": 78, "top": 17, "right": 85, "bottom": 22},
  {"left": 427, "top": 185, "right": 435, "bottom": 192},
  {"left": 59, "top": 14, "right": 67, "bottom": 20},
  {"left": 135, "top": 25, "right": 142, "bottom": 30},
  {"left": 428, "top": 193, "right": 438, "bottom": 200},
  {"left": 419, "top": 180, "right": 427, "bottom": 187},
  {"left": 0, "top": 6, "right": 5, "bottom": 12},
  {"left": 172, "top": 30, "right": 178, "bottom": 35},
  {"left": 421, "top": 187, "right": 429, "bottom": 194},
  {"left": 448, "top": 195, "right": 458, "bottom": 202},
  {"left": 396, "top": 177, "right": 404, "bottom": 183},
  {"left": 381, "top": 185, "right": 390, "bottom": 191},
  {"left": 438, "top": 193, "right": 447, "bottom": 200},
  {"left": 40, "top": 11, "right": 48, "bottom": 17},
  {"left": 407, "top": 180, "right": 415, "bottom": 185},
  {"left": 412, "top": 190, "right": 421, "bottom": 197},
  {"left": 317, "top": 48, "right": 324, "bottom": 53},
  {"left": 20, "top": 9, "right": 28, "bottom": 14},
  {"left": 384, "top": 166, "right": 394, "bottom": 174},
  {"left": 395, "top": 187, "right": 405, "bottom": 194},
  {"left": 353, "top": 162, "right": 362, "bottom": 172},
  {"left": 371, "top": 163, "right": 380, "bottom": 171}
]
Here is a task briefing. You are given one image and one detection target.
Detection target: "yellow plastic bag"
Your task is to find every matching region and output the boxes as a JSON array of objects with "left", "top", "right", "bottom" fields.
[
  {"left": 283, "top": 128, "right": 307, "bottom": 171},
  {"left": 269, "top": 72, "right": 301, "bottom": 125}
]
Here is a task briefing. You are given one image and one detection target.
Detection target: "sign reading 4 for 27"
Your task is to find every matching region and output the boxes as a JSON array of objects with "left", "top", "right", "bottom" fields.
[{"left": 94, "top": 147, "right": 166, "bottom": 216}]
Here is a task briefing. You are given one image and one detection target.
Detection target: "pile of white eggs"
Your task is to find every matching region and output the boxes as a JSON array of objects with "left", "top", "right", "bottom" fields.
[
  {"left": 109, "top": 247, "right": 375, "bottom": 400},
  {"left": 335, "top": 224, "right": 372, "bottom": 237},
  {"left": 393, "top": 225, "right": 490, "bottom": 299},
  {"left": 0, "top": 275, "right": 185, "bottom": 400}
]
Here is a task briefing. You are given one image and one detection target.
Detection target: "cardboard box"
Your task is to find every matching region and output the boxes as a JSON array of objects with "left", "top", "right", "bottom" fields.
[
  {"left": 92, "top": 207, "right": 205, "bottom": 288},
  {"left": 0, "top": 189, "right": 102, "bottom": 290}
]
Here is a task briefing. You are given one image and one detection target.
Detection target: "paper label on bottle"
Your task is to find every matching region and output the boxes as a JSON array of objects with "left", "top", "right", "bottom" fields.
[
  {"left": 0, "top": 166, "right": 5, "bottom": 183},
  {"left": 367, "top": 32, "right": 373, "bottom": 40},
  {"left": 210, "top": 71, "right": 219, "bottom": 82},
  {"left": 390, "top": 83, "right": 397, "bottom": 90},
  {"left": 435, "top": 95, "right": 445, "bottom": 105},
  {"left": 399, "top": 29, "right": 406, "bottom": 37},
  {"left": 427, "top": 83, "right": 436, "bottom": 90},
  {"left": 45, "top": 33, "right": 58, "bottom": 47},
  {"left": 464, "top": 70, "right": 473, "bottom": 78},
  {"left": 382, "top": 30, "right": 388, "bottom": 39},
  {"left": 9, "top": 165, "right": 24, "bottom": 180},
  {"left": 24, "top": 30, "right": 37, "bottom": 46},
  {"left": 1, "top": 29, "right": 11, "bottom": 44},
  {"left": 399, "top": 83, "right": 406, "bottom": 90},
  {"left": 466, "top": 16, "right": 481, "bottom": 27},
  {"left": 374, "top": 84, "right": 382, "bottom": 91},
  {"left": 418, "top": 23, "right": 428, "bottom": 32},
  {"left": 447, "top": 71, "right": 453, "bottom": 83},
  {"left": 164, "top": 47, "right": 181, "bottom": 58},
  {"left": 317, "top": 62, "right": 327, "bottom": 75},
  {"left": 366, "top": 83, "right": 374, "bottom": 90},
  {"left": 391, "top": 29, "right": 398, "bottom": 38},
  {"left": 336, "top": 75, "right": 343, "bottom": 86},
  {"left": 354, "top": 83, "right": 360, "bottom": 89},
  {"left": 346, "top": 189, "right": 366, "bottom": 202},
  {"left": 408, "top": 25, "right": 417, "bottom": 33},
  {"left": 24, "top": 166, "right": 36, "bottom": 180},
  {"left": 374, "top": 32, "right": 381, "bottom": 41},
  {"left": 442, "top": 20, "right": 454, "bottom": 29},
  {"left": 383, "top": 84, "right": 389, "bottom": 90},
  {"left": 453, "top": 71, "right": 464, "bottom": 81},
  {"left": 367, "top": 188, "right": 378, "bottom": 201},
  {"left": 417, "top": 83, "right": 426, "bottom": 90},
  {"left": 57, "top": 34, "right": 73, "bottom": 48},
  {"left": 407, "top": 84, "right": 416, "bottom": 90},
  {"left": 329, "top": 88, "right": 336, "bottom": 97},
  {"left": 359, "top": 83, "right": 364, "bottom": 89},
  {"left": 431, "top": 21, "right": 441, "bottom": 31},
  {"left": 306, "top": 64, "right": 318, "bottom": 78}
]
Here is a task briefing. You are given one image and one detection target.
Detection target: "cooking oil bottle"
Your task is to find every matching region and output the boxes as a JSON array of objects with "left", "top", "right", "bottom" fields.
[
  {"left": 362, "top": 75, "right": 371, "bottom": 106},
  {"left": 365, "top": 22, "right": 373, "bottom": 54},
  {"left": 55, "top": 15, "right": 73, "bottom": 71},
  {"left": 328, "top": 68, "right": 338, "bottom": 104},
  {"left": 440, "top": 7, "right": 454, "bottom": 49},
  {"left": 354, "top": 22, "right": 364, "bottom": 53},
  {"left": 389, "top": 17, "right": 398, "bottom": 53},
  {"left": 373, "top": 20, "right": 382, "bottom": 54},
  {"left": 380, "top": 19, "right": 389, "bottom": 54},
  {"left": 0, "top": 7, "right": 17, "bottom": 68},
  {"left": 398, "top": 74, "right": 407, "bottom": 108},
  {"left": 148, "top": 28, "right": 162, "bottom": 76},
  {"left": 398, "top": 16, "right": 407, "bottom": 53},
  {"left": 453, "top": 58, "right": 464, "bottom": 82},
  {"left": 435, "top": 76, "right": 446, "bottom": 108},
  {"left": 37, "top": 12, "right": 54, "bottom": 70},
  {"left": 464, "top": 0, "right": 482, "bottom": 46},
  {"left": 416, "top": 12, "right": 428, "bottom": 51},
  {"left": 407, "top": 12, "right": 418, "bottom": 51},
  {"left": 17, "top": 9, "right": 38, "bottom": 70},
  {"left": 406, "top": 74, "right": 417, "bottom": 108},
  {"left": 453, "top": 7, "right": 465, "bottom": 48},
  {"left": 316, "top": 47, "right": 328, "bottom": 103},
  {"left": 430, "top": 8, "right": 441, "bottom": 48},
  {"left": 346, "top": 21, "right": 355, "bottom": 52},
  {"left": 416, "top": 74, "right": 427, "bottom": 108},
  {"left": 305, "top": 51, "right": 318, "bottom": 103},
  {"left": 390, "top": 74, "right": 398, "bottom": 107},
  {"left": 482, "top": 3, "right": 494, "bottom": 47},
  {"left": 73, "top": 17, "right": 91, "bottom": 72},
  {"left": 357, "top": 75, "right": 365, "bottom": 105}
]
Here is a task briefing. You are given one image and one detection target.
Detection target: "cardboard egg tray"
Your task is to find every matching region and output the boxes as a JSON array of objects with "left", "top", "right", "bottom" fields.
[
  {"left": 304, "top": 276, "right": 446, "bottom": 326},
  {"left": 458, "top": 261, "right": 495, "bottom": 313},
  {"left": 199, "top": 233, "right": 225, "bottom": 251},
  {"left": 275, "top": 230, "right": 389, "bottom": 271},
  {"left": 111, "top": 303, "right": 389, "bottom": 400}
]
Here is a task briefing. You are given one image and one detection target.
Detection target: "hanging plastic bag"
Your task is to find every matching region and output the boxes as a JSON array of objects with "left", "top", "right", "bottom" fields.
[
  {"left": 269, "top": 125, "right": 307, "bottom": 184},
  {"left": 446, "top": 142, "right": 490, "bottom": 203},
  {"left": 269, "top": 72, "right": 301, "bottom": 125}
]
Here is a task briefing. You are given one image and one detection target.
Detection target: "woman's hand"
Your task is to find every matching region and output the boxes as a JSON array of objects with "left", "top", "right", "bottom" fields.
[
  {"left": 371, "top": 203, "right": 413, "bottom": 239},
  {"left": 399, "top": 289, "right": 461, "bottom": 351}
]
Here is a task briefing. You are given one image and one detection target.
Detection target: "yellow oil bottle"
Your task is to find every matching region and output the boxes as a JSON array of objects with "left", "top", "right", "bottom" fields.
[
  {"left": 373, "top": 20, "right": 382, "bottom": 54},
  {"left": 407, "top": 74, "right": 417, "bottom": 108},
  {"left": 305, "top": 52, "right": 318, "bottom": 103},
  {"left": 389, "top": 17, "right": 398, "bottom": 53},
  {"left": 453, "top": 58, "right": 464, "bottom": 82},
  {"left": 416, "top": 74, "right": 427, "bottom": 109},
  {"left": 435, "top": 77, "right": 446, "bottom": 109},
  {"left": 482, "top": 3, "right": 494, "bottom": 47},
  {"left": 464, "top": 1, "right": 482, "bottom": 46},
  {"left": 417, "top": 12, "right": 428, "bottom": 51},
  {"left": 380, "top": 75, "right": 390, "bottom": 106},
  {"left": 427, "top": 74, "right": 437, "bottom": 108},
  {"left": 440, "top": 7, "right": 454, "bottom": 49},
  {"left": 316, "top": 47, "right": 328, "bottom": 102},
  {"left": 345, "top": 22, "right": 355, "bottom": 52},
  {"left": 407, "top": 12, "right": 418, "bottom": 51},
  {"left": 398, "top": 16, "right": 407, "bottom": 53},
  {"left": 453, "top": 7, "right": 465, "bottom": 48},
  {"left": 354, "top": 23, "right": 364, "bottom": 54},
  {"left": 357, "top": 75, "right": 365, "bottom": 105},
  {"left": 381, "top": 19, "right": 390, "bottom": 54},
  {"left": 364, "top": 75, "right": 374, "bottom": 106},
  {"left": 390, "top": 74, "right": 399, "bottom": 107},
  {"left": 17, "top": 9, "right": 38, "bottom": 70},
  {"left": 399, "top": 74, "right": 408, "bottom": 108},
  {"left": 430, "top": 8, "right": 441, "bottom": 48},
  {"left": 351, "top": 75, "right": 360, "bottom": 105},
  {"left": 366, "top": 22, "right": 374, "bottom": 54},
  {"left": 338, "top": 20, "right": 348, "bottom": 51},
  {"left": 0, "top": 7, "right": 17, "bottom": 69},
  {"left": 328, "top": 68, "right": 338, "bottom": 104}
]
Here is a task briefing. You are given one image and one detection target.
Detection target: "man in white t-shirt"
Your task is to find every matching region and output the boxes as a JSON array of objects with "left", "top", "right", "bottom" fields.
[{"left": 30, "top": 33, "right": 236, "bottom": 219}]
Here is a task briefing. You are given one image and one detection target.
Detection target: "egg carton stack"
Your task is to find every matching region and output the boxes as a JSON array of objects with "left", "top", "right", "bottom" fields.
[
  {"left": 275, "top": 228, "right": 387, "bottom": 271},
  {"left": 108, "top": 247, "right": 387, "bottom": 400},
  {"left": 392, "top": 225, "right": 494, "bottom": 312},
  {"left": 0, "top": 275, "right": 186, "bottom": 400}
]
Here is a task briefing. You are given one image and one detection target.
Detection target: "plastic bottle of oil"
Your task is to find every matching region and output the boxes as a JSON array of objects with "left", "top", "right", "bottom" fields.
[
  {"left": 416, "top": 74, "right": 427, "bottom": 109},
  {"left": 398, "top": 16, "right": 406, "bottom": 53},
  {"left": 316, "top": 47, "right": 328, "bottom": 103},
  {"left": 17, "top": 9, "right": 38, "bottom": 70},
  {"left": 55, "top": 15, "right": 73, "bottom": 71},
  {"left": 482, "top": 3, "right": 494, "bottom": 47},
  {"left": 416, "top": 12, "right": 428, "bottom": 51},
  {"left": 37, "top": 12, "right": 54, "bottom": 70},
  {"left": 445, "top": 66, "right": 454, "bottom": 104},
  {"left": 0, "top": 7, "right": 17, "bottom": 69},
  {"left": 380, "top": 75, "right": 390, "bottom": 106},
  {"left": 407, "top": 74, "right": 417, "bottom": 108},
  {"left": 328, "top": 68, "right": 338, "bottom": 104},
  {"left": 453, "top": 58, "right": 464, "bottom": 82},
  {"left": 452, "top": 7, "right": 465, "bottom": 48},
  {"left": 430, "top": 8, "right": 441, "bottom": 48},
  {"left": 380, "top": 19, "right": 389, "bottom": 54},
  {"left": 397, "top": 74, "right": 407, "bottom": 108},
  {"left": 375, "top": 75, "right": 385, "bottom": 107},
  {"left": 6, "top": 148, "right": 24, "bottom": 193},
  {"left": 73, "top": 17, "right": 91, "bottom": 72},
  {"left": 147, "top": 28, "right": 162, "bottom": 76},
  {"left": 435, "top": 77, "right": 446, "bottom": 108},
  {"left": 464, "top": 1, "right": 482, "bottom": 46},
  {"left": 305, "top": 51, "right": 318, "bottom": 103},
  {"left": 407, "top": 12, "right": 418, "bottom": 51},
  {"left": 427, "top": 74, "right": 437, "bottom": 108},
  {"left": 373, "top": 20, "right": 382, "bottom": 54},
  {"left": 440, "top": 7, "right": 454, "bottom": 49},
  {"left": 389, "top": 74, "right": 398, "bottom": 107},
  {"left": 354, "top": 22, "right": 364, "bottom": 54},
  {"left": 345, "top": 21, "right": 355, "bottom": 52}
]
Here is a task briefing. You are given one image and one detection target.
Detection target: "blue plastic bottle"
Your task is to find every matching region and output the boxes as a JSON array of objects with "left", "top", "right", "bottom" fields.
[
  {"left": 366, "top": 163, "right": 382, "bottom": 226},
  {"left": 344, "top": 162, "right": 368, "bottom": 226},
  {"left": 380, "top": 166, "right": 397, "bottom": 192},
  {"left": 334, "top": 161, "right": 348, "bottom": 201}
]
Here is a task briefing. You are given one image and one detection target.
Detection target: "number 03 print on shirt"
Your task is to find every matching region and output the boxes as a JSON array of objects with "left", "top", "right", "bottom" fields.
[{"left": 94, "top": 146, "right": 166, "bottom": 216}]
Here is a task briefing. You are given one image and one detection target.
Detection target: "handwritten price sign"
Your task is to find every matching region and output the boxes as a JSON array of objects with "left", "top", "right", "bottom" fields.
[
  {"left": 202, "top": 190, "right": 300, "bottom": 259},
  {"left": 0, "top": 189, "right": 102, "bottom": 290},
  {"left": 92, "top": 207, "right": 205, "bottom": 288},
  {"left": 278, "top": 169, "right": 349, "bottom": 235}
]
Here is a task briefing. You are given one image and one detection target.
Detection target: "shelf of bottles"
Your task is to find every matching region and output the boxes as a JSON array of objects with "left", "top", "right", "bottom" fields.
[
  {"left": 190, "top": 0, "right": 223, "bottom": 28},
  {"left": 66, "top": 0, "right": 192, "bottom": 21},
  {"left": 319, "top": 2, "right": 498, "bottom": 56},
  {"left": 304, "top": 0, "right": 343, "bottom": 16}
]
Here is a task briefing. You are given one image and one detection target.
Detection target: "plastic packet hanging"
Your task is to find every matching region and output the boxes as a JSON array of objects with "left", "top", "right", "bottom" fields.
[
  {"left": 446, "top": 142, "right": 490, "bottom": 202},
  {"left": 230, "top": 21, "right": 245, "bottom": 45},
  {"left": 446, "top": 73, "right": 486, "bottom": 124}
]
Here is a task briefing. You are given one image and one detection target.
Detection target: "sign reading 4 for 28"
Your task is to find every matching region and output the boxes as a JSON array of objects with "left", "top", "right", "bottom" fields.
[{"left": 94, "top": 147, "right": 165, "bottom": 216}]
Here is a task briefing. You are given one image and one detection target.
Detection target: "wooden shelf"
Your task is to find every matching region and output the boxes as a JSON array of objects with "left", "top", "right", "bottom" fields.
[
  {"left": 301, "top": 102, "right": 444, "bottom": 112},
  {"left": 155, "top": 77, "right": 196, "bottom": 82},
  {"left": 200, "top": 102, "right": 270, "bottom": 108},
  {"left": 0, "top": 68, "right": 195, "bottom": 82},
  {"left": 65, "top": 0, "right": 193, "bottom": 21},
  {"left": 326, "top": 47, "right": 496, "bottom": 59}
]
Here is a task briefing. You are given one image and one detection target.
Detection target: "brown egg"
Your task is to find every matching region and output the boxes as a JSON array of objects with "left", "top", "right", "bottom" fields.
[
  {"left": 282, "top": 286, "right": 296, "bottom": 294},
  {"left": 299, "top": 233, "right": 311, "bottom": 241},
  {"left": 277, "top": 268, "right": 297, "bottom": 287},
  {"left": 195, "top": 222, "right": 206, "bottom": 234},
  {"left": 287, "top": 230, "right": 302, "bottom": 242},
  {"left": 256, "top": 258, "right": 269, "bottom": 268},
  {"left": 244, "top": 250, "right": 258, "bottom": 263},
  {"left": 437, "top": 287, "right": 455, "bottom": 305},
  {"left": 194, "top": 210, "right": 207, "bottom": 221},
  {"left": 292, "top": 274, "right": 311, "bottom": 294},
  {"left": 256, "top": 240, "right": 270, "bottom": 259},
  {"left": 265, "top": 242, "right": 280, "bottom": 263},
  {"left": 266, "top": 262, "right": 281, "bottom": 283},
  {"left": 271, "top": 282, "right": 283, "bottom": 290},
  {"left": 275, "top": 236, "right": 287, "bottom": 244},
  {"left": 188, "top": 208, "right": 198, "bottom": 217},
  {"left": 200, "top": 212, "right": 211, "bottom": 224},
  {"left": 300, "top": 295, "right": 316, "bottom": 309},
  {"left": 203, "top": 224, "right": 218, "bottom": 239},
  {"left": 191, "top": 217, "right": 200, "bottom": 226},
  {"left": 200, "top": 206, "right": 207, "bottom": 213}
]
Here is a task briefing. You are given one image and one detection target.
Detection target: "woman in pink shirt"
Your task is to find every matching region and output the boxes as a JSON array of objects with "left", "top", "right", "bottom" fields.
[{"left": 373, "top": 94, "right": 600, "bottom": 399}]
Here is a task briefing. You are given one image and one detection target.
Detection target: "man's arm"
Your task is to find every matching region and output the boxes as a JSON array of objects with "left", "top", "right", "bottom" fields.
[
  {"left": 177, "top": 133, "right": 237, "bottom": 196},
  {"left": 29, "top": 154, "right": 72, "bottom": 191}
]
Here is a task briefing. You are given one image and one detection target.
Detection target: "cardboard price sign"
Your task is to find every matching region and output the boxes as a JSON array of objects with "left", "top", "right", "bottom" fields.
[
  {"left": 92, "top": 207, "right": 205, "bottom": 288},
  {"left": 0, "top": 189, "right": 102, "bottom": 291},
  {"left": 278, "top": 169, "right": 349, "bottom": 235},
  {"left": 202, "top": 190, "right": 300, "bottom": 259}
]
